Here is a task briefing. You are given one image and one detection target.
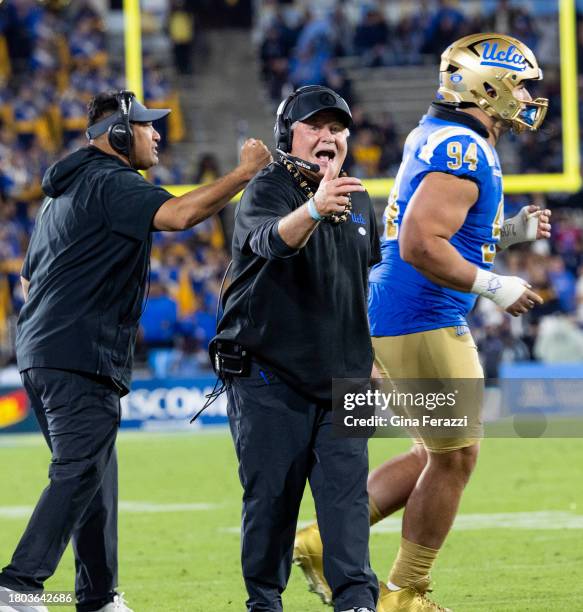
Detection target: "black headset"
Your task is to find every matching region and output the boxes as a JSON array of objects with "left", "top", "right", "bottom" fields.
[
  {"left": 274, "top": 85, "right": 349, "bottom": 153},
  {"left": 107, "top": 90, "right": 134, "bottom": 158}
]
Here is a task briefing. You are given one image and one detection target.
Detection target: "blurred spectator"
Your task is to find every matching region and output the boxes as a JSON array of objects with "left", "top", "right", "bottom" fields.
[
  {"left": 323, "top": 62, "right": 353, "bottom": 106},
  {"left": 547, "top": 255, "right": 576, "bottom": 313},
  {"left": 13, "top": 84, "right": 50, "bottom": 151},
  {"left": 149, "top": 150, "right": 189, "bottom": 186},
  {"left": 478, "top": 320, "right": 530, "bottom": 379},
  {"left": 168, "top": 337, "right": 210, "bottom": 377},
  {"left": 421, "top": 0, "right": 467, "bottom": 60},
  {"left": 169, "top": 0, "right": 195, "bottom": 75},
  {"left": 328, "top": 4, "right": 353, "bottom": 58},
  {"left": 478, "top": 324, "right": 505, "bottom": 379},
  {"left": 393, "top": 12, "right": 427, "bottom": 65},
  {"left": 255, "top": 0, "right": 560, "bottom": 186},
  {"left": 140, "top": 276, "right": 179, "bottom": 349},
  {"left": 376, "top": 111, "right": 401, "bottom": 172},
  {"left": 260, "top": 24, "right": 289, "bottom": 88},
  {"left": 69, "top": 16, "right": 107, "bottom": 69},
  {"left": 353, "top": 7, "right": 390, "bottom": 67},
  {"left": 0, "top": 0, "right": 193, "bottom": 373},
  {"left": 195, "top": 153, "right": 221, "bottom": 184},
  {"left": 0, "top": 0, "right": 41, "bottom": 74},
  {"left": 488, "top": 1, "right": 539, "bottom": 51},
  {"left": 351, "top": 128, "right": 382, "bottom": 178},
  {"left": 0, "top": 0, "right": 576, "bottom": 378},
  {"left": 349, "top": 104, "right": 376, "bottom": 135},
  {"left": 59, "top": 88, "right": 87, "bottom": 146},
  {"left": 288, "top": 40, "right": 329, "bottom": 87},
  {"left": 534, "top": 315, "right": 583, "bottom": 362},
  {"left": 294, "top": 10, "right": 333, "bottom": 59}
]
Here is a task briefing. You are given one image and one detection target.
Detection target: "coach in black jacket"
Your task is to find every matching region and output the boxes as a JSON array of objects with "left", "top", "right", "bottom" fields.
[
  {"left": 215, "top": 86, "right": 380, "bottom": 612},
  {"left": 0, "top": 90, "right": 270, "bottom": 612}
]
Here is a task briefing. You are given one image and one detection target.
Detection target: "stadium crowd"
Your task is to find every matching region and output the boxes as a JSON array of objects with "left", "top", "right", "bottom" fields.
[
  {"left": 257, "top": 0, "right": 570, "bottom": 178},
  {"left": 0, "top": 0, "right": 221, "bottom": 373},
  {"left": 254, "top": 0, "right": 583, "bottom": 375},
  {"left": 1, "top": 0, "right": 583, "bottom": 378}
]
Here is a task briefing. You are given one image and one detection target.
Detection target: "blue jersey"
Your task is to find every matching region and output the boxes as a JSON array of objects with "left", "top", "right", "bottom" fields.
[{"left": 369, "top": 107, "right": 503, "bottom": 336}]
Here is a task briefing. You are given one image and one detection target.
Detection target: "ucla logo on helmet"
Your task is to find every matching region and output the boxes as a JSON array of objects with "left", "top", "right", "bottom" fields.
[{"left": 479, "top": 42, "right": 526, "bottom": 72}]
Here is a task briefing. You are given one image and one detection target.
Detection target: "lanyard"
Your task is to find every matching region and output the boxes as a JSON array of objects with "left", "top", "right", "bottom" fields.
[{"left": 278, "top": 156, "right": 352, "bottom": 224}]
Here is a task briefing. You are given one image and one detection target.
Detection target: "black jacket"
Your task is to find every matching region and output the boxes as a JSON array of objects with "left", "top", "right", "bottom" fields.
[
  {"left": 216, "top": 162, "right": 381, "bottom": 401},
  {"left": 17, "top": 146, "right": 172, "bottom": 393}
]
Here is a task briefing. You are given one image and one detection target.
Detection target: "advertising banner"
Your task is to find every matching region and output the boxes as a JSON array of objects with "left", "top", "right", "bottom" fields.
[
  {"left": 120, "top": 376, "right": 228, "bottom": 430},
  {"left": 0, "top": 375, "right": 228, "bottom": 434}
]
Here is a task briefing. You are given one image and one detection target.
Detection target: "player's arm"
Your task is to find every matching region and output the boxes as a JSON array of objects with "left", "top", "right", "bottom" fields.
[
  {"left": 153, "top": 139, "right": 272, "bottom": 231},
  {"left": 400, "top": 171, "right": 478, "bottom": 290},
  {"left": 20, "top": 276, "right": 29, "bottom": 302},
  {"left": 400, "top": 172, "right": 542, "bottom": 316}
]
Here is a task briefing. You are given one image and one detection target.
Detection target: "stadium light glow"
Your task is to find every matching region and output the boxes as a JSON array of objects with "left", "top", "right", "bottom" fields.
[{"left": 125, "top": 0, "right": 581, "bottom": 198}]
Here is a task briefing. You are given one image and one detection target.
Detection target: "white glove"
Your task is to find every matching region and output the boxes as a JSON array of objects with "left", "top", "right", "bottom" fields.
[
  {"left": 471, "top": 268, "right": 528, "bottom": 309},
  {"left": 498, "top": 206, "right": 539, "bottom": 250}
]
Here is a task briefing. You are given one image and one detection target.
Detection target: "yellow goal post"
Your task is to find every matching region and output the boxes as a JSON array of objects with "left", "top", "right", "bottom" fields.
[{"left": 123, "top": 0, "right": 580, "bottom": 198}]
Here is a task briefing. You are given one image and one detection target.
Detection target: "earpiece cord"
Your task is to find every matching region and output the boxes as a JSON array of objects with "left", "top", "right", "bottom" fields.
[
  {"left": 189, "top": 259, "right": 233, "bottom": 424},
  {"left": 189, "top": 376, "right": 225, "bottom": 424}
]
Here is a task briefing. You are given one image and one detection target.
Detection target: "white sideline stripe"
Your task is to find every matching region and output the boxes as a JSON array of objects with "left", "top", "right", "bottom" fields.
[
  {"left": 119, "top": 502, "right": 219, "bottom": 513},
  {"left": 0, "top": 502, "right": 219, "bottom": 519},
  {"left": 220, "top": 511, "right": 583, "bottom": 534},
  {"left": 372, "top": 511, "right": 583, "bottom": 532},
  {"left": 0, "top": 429, "right": 230, "bottom": 448}
]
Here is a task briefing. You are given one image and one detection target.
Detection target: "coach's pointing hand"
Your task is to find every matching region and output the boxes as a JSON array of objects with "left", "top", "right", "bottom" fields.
[
  {"left": 313, "top": 158, "right": 365, "bottom": 219},
  {"left": 239, "top": 138, "right": 272, "bottom": 179}
]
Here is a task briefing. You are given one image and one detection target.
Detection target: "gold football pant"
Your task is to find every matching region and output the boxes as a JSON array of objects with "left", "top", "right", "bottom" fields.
[{"left": 372, "top": 326, "right": 484, "bottom": 453}]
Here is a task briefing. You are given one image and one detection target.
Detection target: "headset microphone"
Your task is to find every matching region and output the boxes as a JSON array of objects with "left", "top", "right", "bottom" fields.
[{"left": 276, "top": 149, "right": 320, "bottom": 174}]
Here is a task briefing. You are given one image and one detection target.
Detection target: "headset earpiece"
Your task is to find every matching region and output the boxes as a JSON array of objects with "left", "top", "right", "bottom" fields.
[
  {"left": 108, "top": 91, "right": 133, "bottom": 158},
  {"left": 274, "top": 91, "right": 297, "bottom": 153}
]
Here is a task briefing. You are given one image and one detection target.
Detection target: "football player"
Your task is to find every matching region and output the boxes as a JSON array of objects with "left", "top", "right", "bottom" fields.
[{"left": 293, "top": 33, "right": 552, "bottom": 612}]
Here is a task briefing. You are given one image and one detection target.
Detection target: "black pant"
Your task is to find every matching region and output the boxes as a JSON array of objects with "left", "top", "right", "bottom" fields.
[
  {"left": 227, "top": 361, "right": 378, "bottom": 612},
  {"left": 0, "top": 368, "right": 120, "bottom": 612}
]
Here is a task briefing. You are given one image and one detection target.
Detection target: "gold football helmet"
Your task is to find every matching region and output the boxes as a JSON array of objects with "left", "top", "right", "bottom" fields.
[{"left": 437, "top": 33, "right": 548, "bottom": 132}]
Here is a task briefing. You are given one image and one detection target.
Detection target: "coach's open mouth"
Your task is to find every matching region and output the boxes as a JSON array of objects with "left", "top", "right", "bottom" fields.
[{"left": 315, "top": 148, "right": 336, "bottom": 162}]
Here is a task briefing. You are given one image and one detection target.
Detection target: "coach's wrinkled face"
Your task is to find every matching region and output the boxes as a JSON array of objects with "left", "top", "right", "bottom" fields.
[
  {"left": 131, "top": 121, "right": 161, "bottom": 170},
  {"left": 290, "top": 110, "right": 350, "bottom": 179}
]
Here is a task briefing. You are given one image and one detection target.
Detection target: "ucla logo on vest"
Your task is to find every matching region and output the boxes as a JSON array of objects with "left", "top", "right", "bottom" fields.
[
  {"left": 479, "top": 42, "right": 526, "bottom": 72},
  {"left": 350, "top": 212, "right": 366, "bottom": 225}
]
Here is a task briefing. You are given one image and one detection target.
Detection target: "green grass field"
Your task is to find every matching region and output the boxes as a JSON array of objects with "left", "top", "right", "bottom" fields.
[{"left": 1, "top": 431, "right": 582, "bottom": 611}]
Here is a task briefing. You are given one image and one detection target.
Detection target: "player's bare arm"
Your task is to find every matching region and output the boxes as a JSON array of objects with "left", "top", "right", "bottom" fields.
[
  {"left": 153, "top": 138, "right": 271, "bottom": 231},
  {"left": 401, "top": 171, "right": 543, "bottom": 316},
  {"left": 400, "top": 171, "right": 480, "bottom": 290}
]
